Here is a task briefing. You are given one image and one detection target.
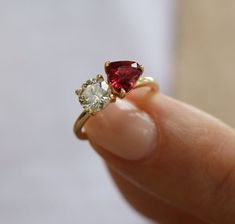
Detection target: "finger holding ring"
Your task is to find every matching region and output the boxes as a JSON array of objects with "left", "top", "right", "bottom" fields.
[{"left": 74, "top": 61, "right": 159, "bottom": 140}]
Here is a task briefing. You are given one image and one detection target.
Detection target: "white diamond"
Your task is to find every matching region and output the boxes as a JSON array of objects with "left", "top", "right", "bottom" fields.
[{"left": 79, "top": 79, "right": 111, "bottom": 113}]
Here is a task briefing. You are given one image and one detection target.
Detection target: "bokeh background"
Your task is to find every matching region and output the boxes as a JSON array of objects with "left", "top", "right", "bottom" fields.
[
  {"left": 1, "top": 0, "right": 235, "bottom": 223},
  {"left": 176, "top": 0, "right": 235, "bottom": 128},
  {"left": 0, "top": 1, "right": 175, "bottom": 223}
]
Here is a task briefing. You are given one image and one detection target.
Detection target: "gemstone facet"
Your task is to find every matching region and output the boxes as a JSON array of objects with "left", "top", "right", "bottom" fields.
[
  {"left": 78, "top": 77, "right": 112, "bottom": 113},
  {"left": 105, "top": 61, "right": 143, "bottom": 94}
]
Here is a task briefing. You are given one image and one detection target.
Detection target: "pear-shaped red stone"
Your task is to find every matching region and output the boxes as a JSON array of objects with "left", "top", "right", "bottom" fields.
[{"left": 105, "top": 61, "right": 143, "bottom": 93}]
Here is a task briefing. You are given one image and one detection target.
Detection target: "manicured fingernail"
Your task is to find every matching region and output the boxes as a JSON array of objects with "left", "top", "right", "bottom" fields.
[{"left": 85, "top": 99, "right": 157, "bottom": 160}]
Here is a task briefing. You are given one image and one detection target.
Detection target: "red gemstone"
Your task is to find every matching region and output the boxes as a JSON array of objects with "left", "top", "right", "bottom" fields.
[{"left": 105, "top": 61, "right": 143, "bottom": 93}]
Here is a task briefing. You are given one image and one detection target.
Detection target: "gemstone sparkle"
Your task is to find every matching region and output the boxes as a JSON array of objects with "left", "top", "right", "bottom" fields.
[
  {"left": 78, "top": 78, "right": 112, "bottom": 113},
  {"left": 105, "top": 61, "right": 143, "bottom": 93}
]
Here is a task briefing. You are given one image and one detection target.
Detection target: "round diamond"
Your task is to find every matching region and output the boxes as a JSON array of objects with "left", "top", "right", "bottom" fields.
[{"left": 79, "top": 79, "right": 112, "bottom": 113}]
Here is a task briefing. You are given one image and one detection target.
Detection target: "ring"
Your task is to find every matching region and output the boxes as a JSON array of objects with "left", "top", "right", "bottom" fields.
[{"left": 74, "top": 60, "right": 159, "bottom": 140}]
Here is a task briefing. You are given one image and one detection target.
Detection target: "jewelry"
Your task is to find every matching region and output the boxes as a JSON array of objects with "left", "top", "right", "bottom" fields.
[{"left": 74, "top": 61, "right": 159, "bottom": 140}]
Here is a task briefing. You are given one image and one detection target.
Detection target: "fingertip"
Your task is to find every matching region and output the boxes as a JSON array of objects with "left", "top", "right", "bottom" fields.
[{"left": 85, "top": 98, "right": 157, "bottom": 161}]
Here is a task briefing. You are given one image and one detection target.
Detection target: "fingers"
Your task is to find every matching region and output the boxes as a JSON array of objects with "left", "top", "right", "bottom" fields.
[
  {"left": 86, "top": 98, "right": 157, "bottom": 160},
  {"left": 83, "top": 89, "right": 235, "bottom": 224},
  {"left": 107, "top": 166, "right": 206, "bottom": 224}
]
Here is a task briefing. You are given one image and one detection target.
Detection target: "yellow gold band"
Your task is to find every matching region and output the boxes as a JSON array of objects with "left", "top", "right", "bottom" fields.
[{"left": 74, "top": 76, "right": 159, "bottom": 140}]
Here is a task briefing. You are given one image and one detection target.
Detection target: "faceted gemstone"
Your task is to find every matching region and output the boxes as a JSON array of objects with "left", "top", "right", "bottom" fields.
[
  {"left": 105, "top": 61, "right": 143, "bottom": 93},
  {"left": 79, "top": 79, "right": 111, "bottom": 113}
]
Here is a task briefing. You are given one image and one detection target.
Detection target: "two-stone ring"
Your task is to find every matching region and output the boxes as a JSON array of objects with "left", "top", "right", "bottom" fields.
[{"left": 74, "top": 61, "right": 159, "bottom": 140}]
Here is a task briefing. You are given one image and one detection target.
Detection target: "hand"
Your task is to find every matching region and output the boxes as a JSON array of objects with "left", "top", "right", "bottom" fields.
[{"left": 82, "top": 88, "right": 235, "bottom": 224}]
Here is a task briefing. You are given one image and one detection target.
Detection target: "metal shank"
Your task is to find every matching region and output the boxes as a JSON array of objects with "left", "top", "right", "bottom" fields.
[
  {"left": 74, "top": 76, "right": 159, "bottom": 140},
  {"left": 73, "top": 110, "right": 91, "bottom": 140}
]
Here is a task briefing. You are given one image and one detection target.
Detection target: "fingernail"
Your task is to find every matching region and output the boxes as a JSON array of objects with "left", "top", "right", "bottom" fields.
[{"left": 85, "top": 99, "right": 157, "bottom": 160}]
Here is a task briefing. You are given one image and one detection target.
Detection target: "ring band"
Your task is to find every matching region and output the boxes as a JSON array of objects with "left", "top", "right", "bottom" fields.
[{"left": 73, "top": 61, "right": 159, "bottom": 140}]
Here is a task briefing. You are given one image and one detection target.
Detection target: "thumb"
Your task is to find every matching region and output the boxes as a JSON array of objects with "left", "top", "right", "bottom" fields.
[{"left": 84, "top": 89, "right": 235, "bottom": 224}]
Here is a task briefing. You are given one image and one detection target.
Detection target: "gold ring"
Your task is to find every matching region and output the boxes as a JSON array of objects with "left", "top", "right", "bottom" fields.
[{"left": 74, "top": 61, "right": 159, "bottom": 140}]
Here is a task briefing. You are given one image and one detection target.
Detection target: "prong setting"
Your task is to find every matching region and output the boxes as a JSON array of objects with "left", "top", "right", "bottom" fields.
[
  {"left": 104, "top": 61, "right": 111, "bottom": 69},
  {"left": 105, "top": 61, "right": 143, "bottom": 95},
  {"left": 96, "top": 74, "right": 104, "bottom": 82},
  {"left": 119, "top": 88, "right": 127, "bottom": 99},
  {"left": 75, "top": 89, "right": 82, "bottom": 96},
  {"left": 76, "top": 75, "right": 112, "bottom": 114},
  {"left": 140, "top": 65, "right": 144, "bottom": 73},
  {"left": 76, "top": 61, "right": 144, "bottom": 114},
  {"left": 110, "top": 94, "right": 116, "bottom": 103}
]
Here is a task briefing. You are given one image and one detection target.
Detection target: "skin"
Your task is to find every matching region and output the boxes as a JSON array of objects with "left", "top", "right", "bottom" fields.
[{"left": 77, "top": 88, "right": 235, "bottom": 224}]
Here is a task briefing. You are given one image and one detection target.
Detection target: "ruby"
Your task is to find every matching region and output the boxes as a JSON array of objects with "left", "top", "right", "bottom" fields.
[{"left": 105, "top": 61, "right": 143, "bottom": 93}]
